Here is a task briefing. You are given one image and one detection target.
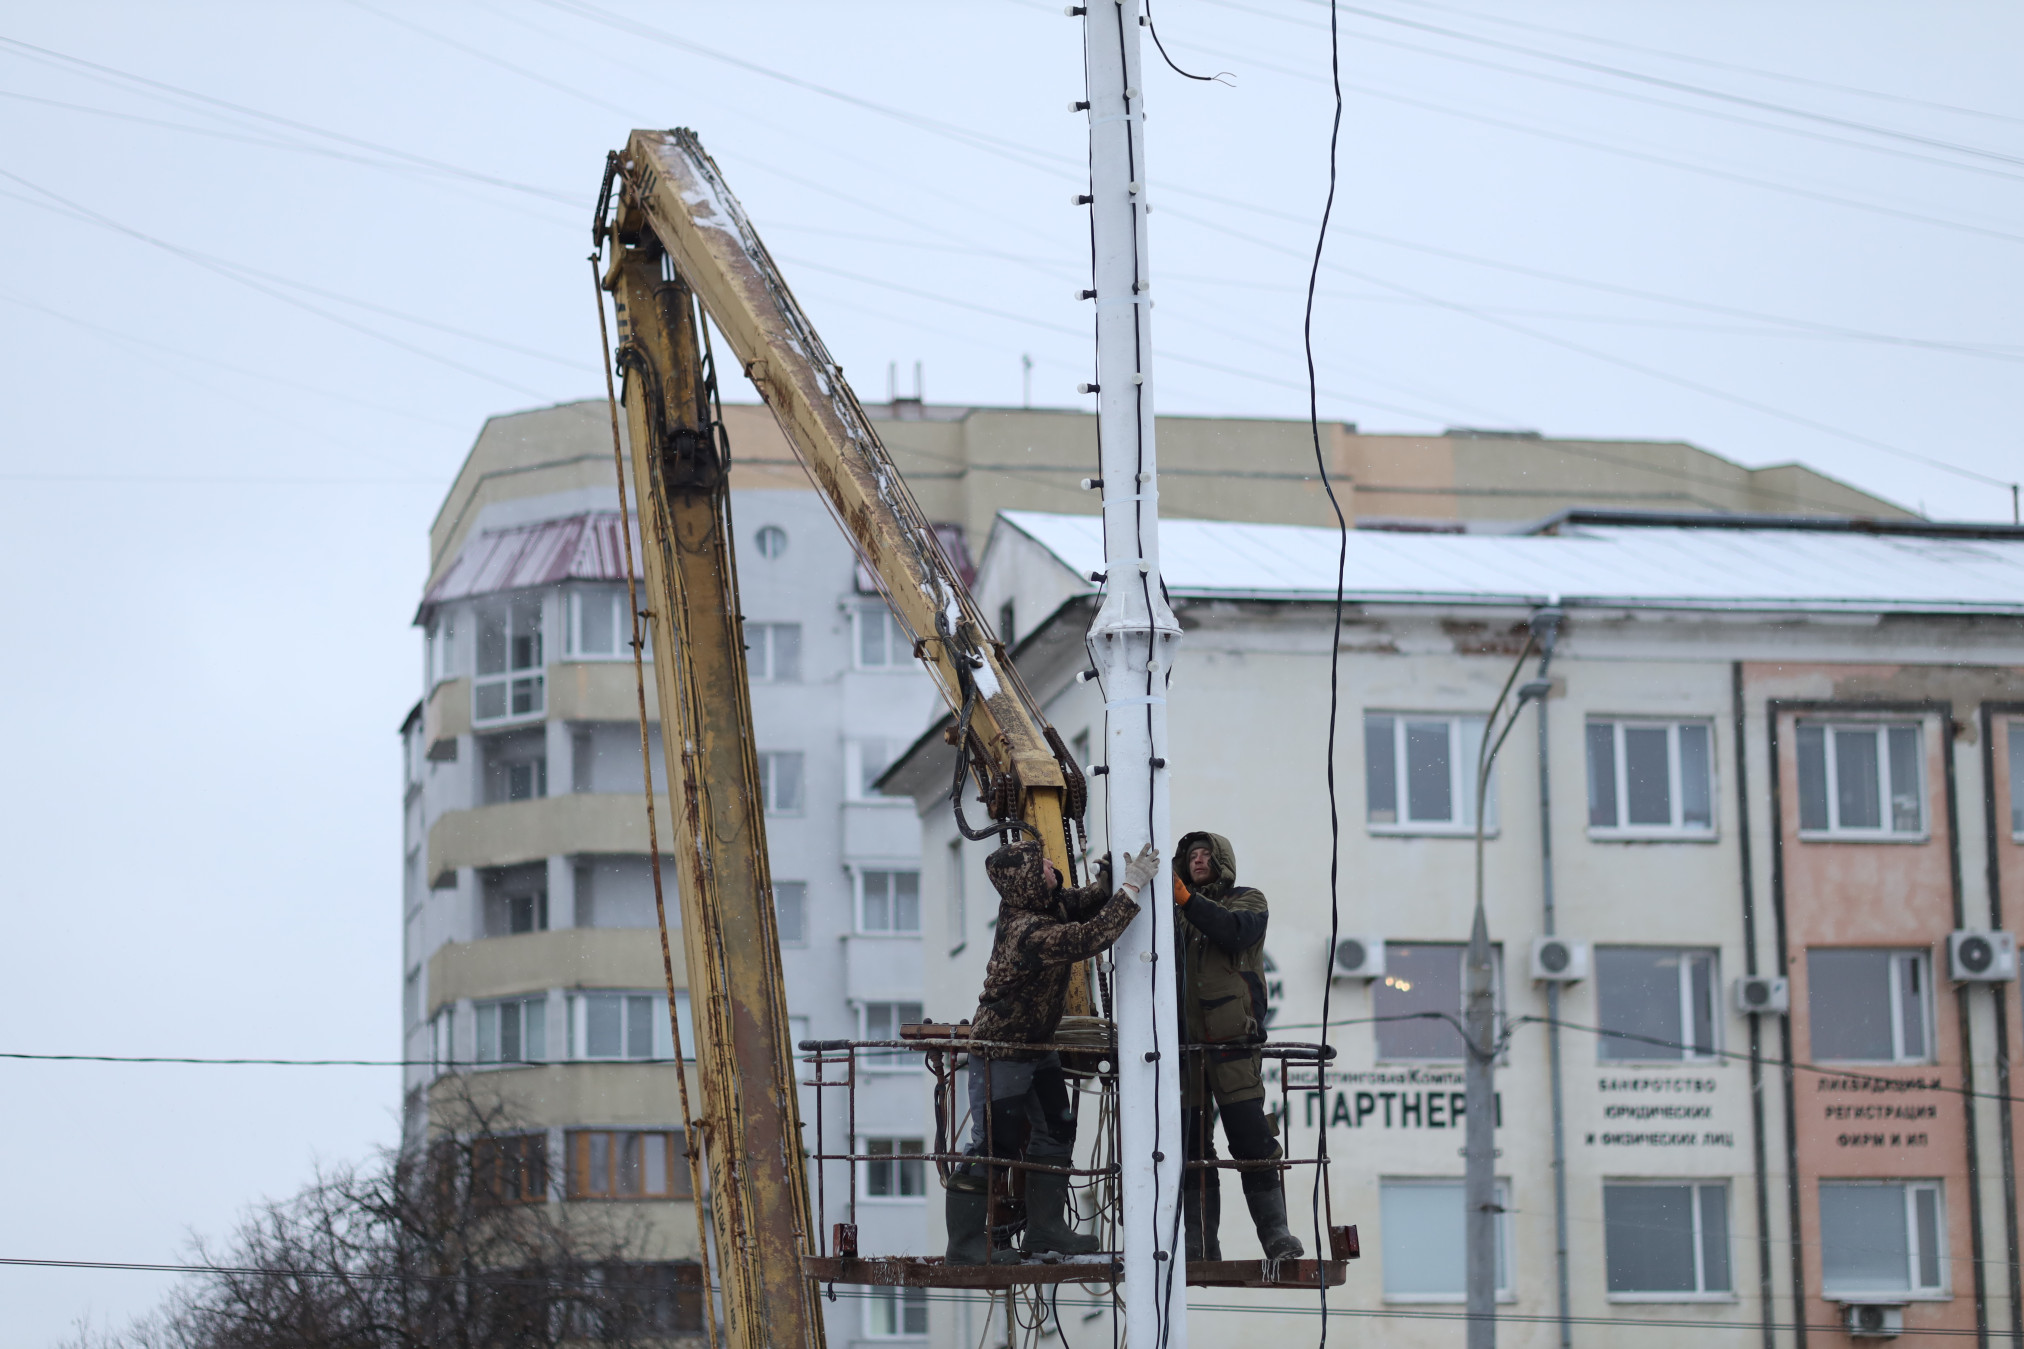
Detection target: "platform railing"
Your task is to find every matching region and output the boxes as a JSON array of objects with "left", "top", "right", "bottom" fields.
[{"left": 794, "top": 1024, "right": 1358, "bottom": 1289}]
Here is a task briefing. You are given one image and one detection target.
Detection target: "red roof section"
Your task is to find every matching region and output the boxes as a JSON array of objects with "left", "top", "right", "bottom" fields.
[{"left": 419, "top": 513, "right": 638, "bottom": 617}]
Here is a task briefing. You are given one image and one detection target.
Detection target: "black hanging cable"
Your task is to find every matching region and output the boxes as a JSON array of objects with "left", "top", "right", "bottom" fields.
[
  {"left": 1304, "top": 1, "right": 1348, "bottom": 1344},
  {"left": 1142, "top": 0, "right": 1235, "bottom": 84}
]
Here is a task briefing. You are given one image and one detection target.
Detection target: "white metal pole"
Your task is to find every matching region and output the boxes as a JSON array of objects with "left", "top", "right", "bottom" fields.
[{"left": 1079, "top": 3, "right": 1184, "bottom": 1345}]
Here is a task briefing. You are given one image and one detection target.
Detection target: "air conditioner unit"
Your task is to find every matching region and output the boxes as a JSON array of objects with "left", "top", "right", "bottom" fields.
[
  {"left": 1332, "top": 937, "right": 1385, "bottom": 980},
  {"left": 1531, "top": 936, "right": 1589, "bottom": 982},
  {"left": 1949, "top": 930, "right": 2017, "bottom": 982},
  {"left": 1842, "top": 1302, "right": 1904, "bottom": 1338},
  {"left": 1733, "top": 975, "right": 1790, "bottom": 1015}
]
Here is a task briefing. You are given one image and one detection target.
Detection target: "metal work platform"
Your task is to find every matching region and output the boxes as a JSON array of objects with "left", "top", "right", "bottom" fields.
[
  {"left": 796, "top": 1024, "right": 1358, "bottom": 1293},
  {"left": 805, "top": 1223, "right": 1359, "bottom": 1289}
]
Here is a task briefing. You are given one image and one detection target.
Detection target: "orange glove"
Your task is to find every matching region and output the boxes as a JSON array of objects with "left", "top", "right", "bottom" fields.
[{"left": 1172, "top": 872, "right": 1190, "bottom": 906}]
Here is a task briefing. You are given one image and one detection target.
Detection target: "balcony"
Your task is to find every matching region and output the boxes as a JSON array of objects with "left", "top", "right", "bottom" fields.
[
  {"left": 427, "top": 793, "right": 672, "bottom": 884},
  {"left": 429, "top": 928, "right": 684, "bottom": 1010}
]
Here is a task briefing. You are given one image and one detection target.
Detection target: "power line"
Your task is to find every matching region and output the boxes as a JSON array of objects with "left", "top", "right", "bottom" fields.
[
  {"left": 0, "top": 168, "right": 569, "bottom": 398},
  {"left": 1378, "top": 0, "right": 2024, "bottom": 129},
  {"left": 1292, "top": 0, "right": 2024, "bottom": 169}
]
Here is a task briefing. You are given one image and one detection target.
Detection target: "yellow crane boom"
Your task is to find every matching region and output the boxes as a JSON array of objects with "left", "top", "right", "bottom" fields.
[{"left": 596, "top": 128, "right": 1090, "bottom": 1349}]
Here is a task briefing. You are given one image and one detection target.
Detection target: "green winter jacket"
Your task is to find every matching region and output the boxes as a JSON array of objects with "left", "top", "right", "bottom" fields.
[{"left": 1173, "top": 831, "right": 1270, "bottom": 1047}]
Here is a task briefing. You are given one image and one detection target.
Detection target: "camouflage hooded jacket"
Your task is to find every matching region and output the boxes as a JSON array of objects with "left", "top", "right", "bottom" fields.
[
  {"left": 970, "top": 840, "right": 1140, "bottom": 1060},
  {"left": 1173, "top": 830, "right": 1271, "bottom": 1047}
]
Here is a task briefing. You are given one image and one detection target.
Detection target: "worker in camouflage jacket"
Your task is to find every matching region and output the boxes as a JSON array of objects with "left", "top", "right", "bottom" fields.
[
  {"left": 946, "top": 837, "right": 1158, "bottom": 1264},
  {"left": 1174, "top": 830, "right": 1304, "bottom": 1262}
]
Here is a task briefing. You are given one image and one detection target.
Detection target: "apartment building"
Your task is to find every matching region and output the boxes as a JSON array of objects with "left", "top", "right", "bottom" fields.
[
  {"left": 884, "top": 509, "right": 2024, "bottom": 1349},
  {"left": 398, "top": 394, "right": 1908, "bottom": 1345}
]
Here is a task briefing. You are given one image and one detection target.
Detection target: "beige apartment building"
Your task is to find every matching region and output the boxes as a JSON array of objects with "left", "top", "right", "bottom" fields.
[{"left": 398, "top": 396, "right": 1908, "bottom": 1345}]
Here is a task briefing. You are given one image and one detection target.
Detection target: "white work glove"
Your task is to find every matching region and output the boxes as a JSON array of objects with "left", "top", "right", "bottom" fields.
[{"left": 1120, "top": 844, "right": 1161, "bottom": 895}]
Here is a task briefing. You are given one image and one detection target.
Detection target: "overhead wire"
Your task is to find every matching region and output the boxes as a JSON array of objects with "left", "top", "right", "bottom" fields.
[
  {"left": 1376, "top": 0, "right": 2024, "bottom": 129},
  {"left": 1300, "top": 2, "right": 1350, "bottom": 1342},
  {"left": 1288, "top": 0, "right": 2024, "bottom": 170}
]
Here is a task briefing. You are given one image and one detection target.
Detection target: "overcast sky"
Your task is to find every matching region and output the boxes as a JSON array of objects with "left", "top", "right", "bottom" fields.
[{"left": 2, "top": 2, "right": 2018, "bottom": 1341}]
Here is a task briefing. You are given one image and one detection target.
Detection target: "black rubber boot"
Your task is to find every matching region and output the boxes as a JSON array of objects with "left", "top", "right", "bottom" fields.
[
  {"left": 1245, "top": 1184, "right": 1305, "bottom": 1261},
  {"left": 1024, "top": 1166, "right": 1101, "bottom": 1255},
  {"left": 946, "top": 1187, "right": 991, "bottom": 1265}
]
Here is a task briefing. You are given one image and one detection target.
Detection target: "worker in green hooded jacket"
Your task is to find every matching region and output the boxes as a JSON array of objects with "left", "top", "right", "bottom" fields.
[{"left": 1173, "top": 830, "right": 1304, "bottom": 1262}]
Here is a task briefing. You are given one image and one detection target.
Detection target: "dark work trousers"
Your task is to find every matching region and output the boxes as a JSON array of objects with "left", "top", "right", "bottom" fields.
[
  {"left": 1184, "top": 1095, "right": 1281, "bottom": 1200},
  {"left": 961, "top": 1051, "right": 1077, "bottom": 1183}
]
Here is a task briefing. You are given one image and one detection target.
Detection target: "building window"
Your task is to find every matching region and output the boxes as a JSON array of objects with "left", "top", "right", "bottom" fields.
[
  {"left": 404, "top": 969, "right": 422, "bottom": 1030},
  {"left": 1796, "top": 722, "right": 1924, "bottom": 838},
  {"left": 859, "top": 870, "right": 921, "bottom": 934},
  {"left": 758, "top": 751, "right": 804, "bottom": 814},
  {"left": 860, "top": 1001, "right": 924, "bottom": 1070},
  {"left": 849, "top": 738, "right": 893, "bottom": 799},
  {"left": 2009, "top": 722, "right": 2024, "bottom": 838},
  {"left": 570, "top": 991, "right": 691, "bottom": 1061},
  {"left": 566, "top": 586, "right": 632, "bottom": 660},
  {"left": 1820, "top": 1181, "right": 1946, "bottom": 1297},
  {"left": 431, "top": 1007, "right": 454, "bottom": 1073},
  {"left": 1374, "top": 943, "right": 1499, "bottom": 1061},
  {"left": 749, "top": 623, "right": 802, "bottom": 682},
  {"left": 1378, "top": 1178, "right": 1510, "bottom": 1301},
  {"left": 482, "top": 865, "right": 548, "bottom": 936},
  {"left": 753, "top": 524, "right": 789, "bottom": 559},
  {"left": 855, "top": 608, "right": 908, "bottom": 669},
  {"left": 566, "top": 1130, "right": 691, "bottom": 1199},
  {"left": 1587, "top": 720, "right": 1714, "bottom": 837},
  {"left": 1603, "top": 1182, "right": 1732, "bottom": 1297},
  {"left": 1364, "top": 714, "right": 1495, "bottom": 834},
  {"left": 947, "top": 839, "right": 966, "bottom": 955},
  {"left": 774, "top": 882, "right": 807, "bottom": 946},
  {"left": 1807, "top": 949, "right": 1931, "bottom": 1063},
  {"left": 481, "top": 732, "right": 548, "bottom": 804},
  {"left": 576, "top": 1263, "right": 704, "bottom": 1337},
  {"left": 427, "top": 613, "right": 458, "bottom": 685},
  {"left": 864, "top": 1286, "right": 928, "bottom": 1337},
  {"left": 476, "top": 996, "right": 547, "bottom": 1065},
  {"left": 473, "top": 595, "right": 544, "bottom": 724},
  {"left": 861, "top": 1138, "right": 927, "bottom": 1199},
  {"left": 1595, "top": 948, "right": 1719, "bottom": 1062},
  {"left": 472, "top": 1132, "right": 548, "bottom": 1206},
  {"left": 998, "top": 599, "right": 1016, "bottom": 647}
]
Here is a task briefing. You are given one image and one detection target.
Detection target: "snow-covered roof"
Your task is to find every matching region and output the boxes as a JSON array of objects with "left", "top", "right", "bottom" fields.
[{"left": 997, "top": 510, "right": 2024, "bottom": 616}]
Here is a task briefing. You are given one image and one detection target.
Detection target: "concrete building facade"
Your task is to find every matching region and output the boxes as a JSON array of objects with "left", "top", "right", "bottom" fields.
[
  {"left": 885, "top": 510, "right": 2024, "bottom": 1349},
  {"left": 400, "top": 396, "right": 1912, "bottom": 1345}
]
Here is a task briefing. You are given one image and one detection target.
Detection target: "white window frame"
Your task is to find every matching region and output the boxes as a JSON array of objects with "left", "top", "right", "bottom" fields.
[
  {"left": 856, "top": 868, "right": 922, "bottom": 935},
  {"left": 1808, "top": 949, "right": 1933, "bottom": 1064},
  {"left": 748, "top": 622, "right": 801, "bottom": 683},
  {"left": 946, "top": 838, "right": 967, "bottom": 957},
  {"left": 472, "top": 594, "right": 546, "bottom": 726},
  {"left": 853, "top": 606, "right": 908, "bottom": 670},
  {"left": 1586, "top": 719, "right": 1718, "bottom": 840},
  {"left": 475, "top": 995, "right": 548, "bottom": 1066},
  {"left": 1796, "top": 720, "right": 1927, "bottom": 841},
  {"left": 430, "top": 1006, "right": 456, "bottom": 1075},
  {"left": 858, "top": 1001, "right": 925, "bottom": 1072},
  {"left": 1602, "top": 1180, "right": 1736, "bottom": 1301},
  {"left": 1372, "top": 942, "right": 1504, "bottom": 1064},
  {"left": 846, "top": 738, "right": 898, "bottom": 802},
  {"left": 428, "top": 611, "right": 459, "bottom": 687},
  {"left": 773, "top": 881, "right": 808, "bottom": 948},
  {"left": 856, "top": 1136, "right": 928, "bottom": 1202},
  {"left": 564, "top": 585, "right": 633, "bottom": 662},
  {"left": 1365, "top": 713, "right": 1497, "bottom": 837},
  {"left": 862, "top": 1285, "right": 928, "bottom": 1339},
  {"left": 1378, "top": 1177, "right": 1514, "bottom": 1303},
  {"left": 1819, "top": 1180, "right": 1948, "bottom": 1299},
  {"left": 569, "top": 990, "right": 694, "bottom": 1062},
  {"left": 1594, "top": 947, "right": 1721, "bottom": 1064},
  {"left": 757, "top": 751, "right": 805, "bottom": 815}
]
